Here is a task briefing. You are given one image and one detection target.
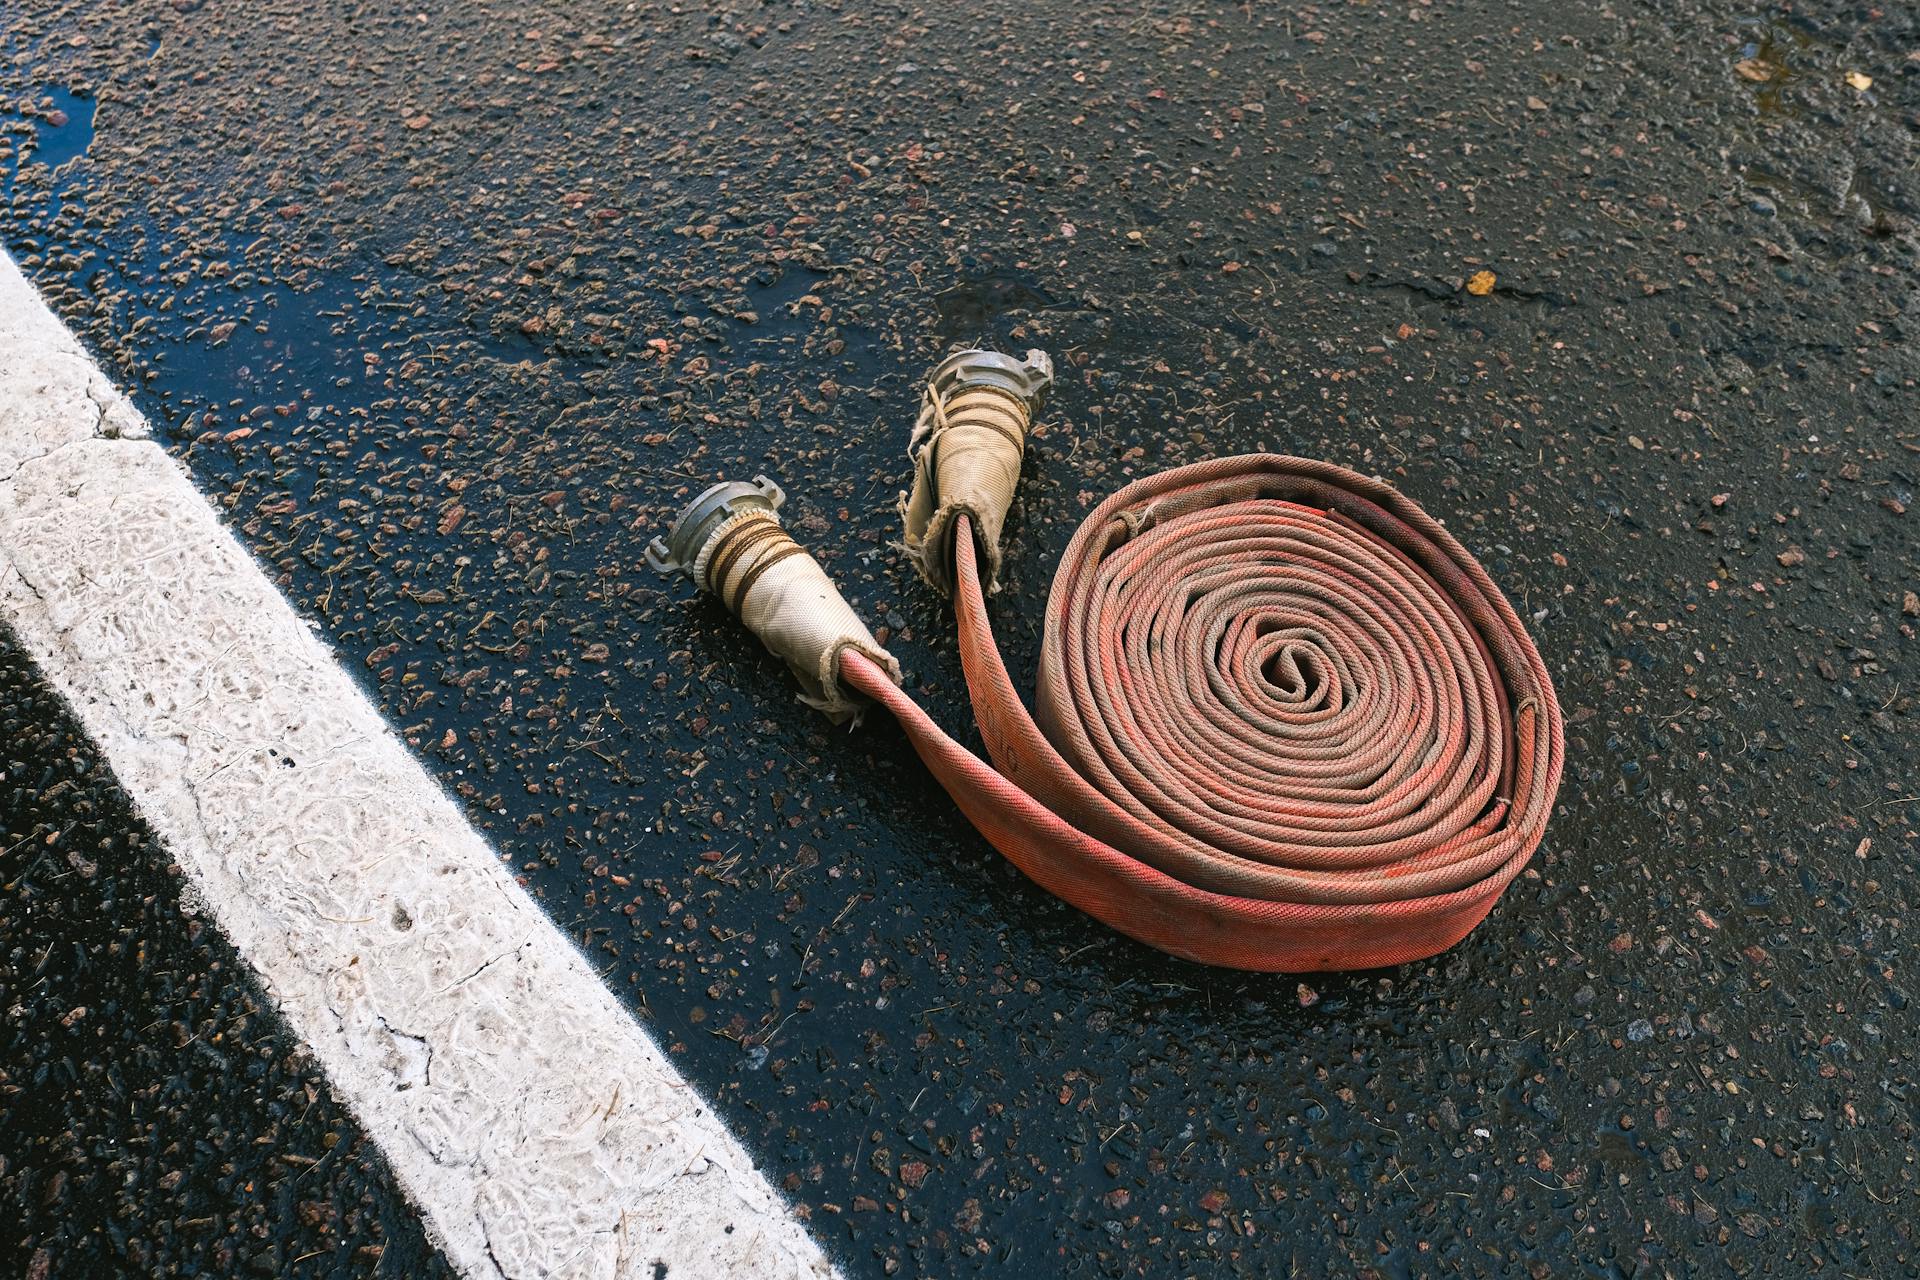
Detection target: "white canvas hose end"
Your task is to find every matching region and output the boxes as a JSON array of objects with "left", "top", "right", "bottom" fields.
[
  {"left": 648, "top": 476, "right": 900, "bottom": 722},
  {"left": 899, "top": 347, "right": 1054, "bottom": 598}
]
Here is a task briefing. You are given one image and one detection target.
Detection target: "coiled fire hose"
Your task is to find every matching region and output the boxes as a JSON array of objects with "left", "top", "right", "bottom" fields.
[{"left": 648, "top": 350, "right": 1564, "bottom": 971}]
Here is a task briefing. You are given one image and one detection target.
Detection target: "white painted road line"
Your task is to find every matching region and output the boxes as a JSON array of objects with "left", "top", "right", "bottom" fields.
[{"left": 0, "top": 249, "right": 838, "bottom": 1280}]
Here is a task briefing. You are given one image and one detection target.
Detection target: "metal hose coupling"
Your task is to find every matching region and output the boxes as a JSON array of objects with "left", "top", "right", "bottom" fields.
[
  {"left": 647, "top": 476, "right": 900, "bottom": 721},
  {"left": 899, "top": 347, "right": 1053, "bottom": 597}
]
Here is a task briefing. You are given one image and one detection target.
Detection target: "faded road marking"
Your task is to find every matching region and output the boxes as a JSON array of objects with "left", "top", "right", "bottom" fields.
[{"left": 0, "top": 249, "right": 837, "bottom": 1280}]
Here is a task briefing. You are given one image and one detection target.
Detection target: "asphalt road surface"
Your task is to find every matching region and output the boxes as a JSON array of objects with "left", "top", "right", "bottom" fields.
[{"left": 4, "top": 0, "right": 1918, "bottom": 1276}]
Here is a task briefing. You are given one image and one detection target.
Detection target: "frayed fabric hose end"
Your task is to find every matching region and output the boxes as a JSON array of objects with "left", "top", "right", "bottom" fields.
[{"left": 899, "top": 348, "right": 1053, "bottom": 597}]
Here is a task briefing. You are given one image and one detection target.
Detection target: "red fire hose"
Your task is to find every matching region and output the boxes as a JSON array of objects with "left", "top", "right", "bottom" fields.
[{"left": 650, "top": 362, "right": 1563, "bottom": 972}]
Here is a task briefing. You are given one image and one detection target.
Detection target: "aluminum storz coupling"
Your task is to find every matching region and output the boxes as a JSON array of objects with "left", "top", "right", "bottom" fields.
[
  {"left": 647, "top": 476, "right": 900, "bottom": 721},
  {"left": 898, "top": 348, "right": 1053, "bottom": 597}
]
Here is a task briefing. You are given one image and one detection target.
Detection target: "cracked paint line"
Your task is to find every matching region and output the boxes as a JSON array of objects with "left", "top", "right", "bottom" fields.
[{"left": 0, "top": 249, "right": 840, "bottom": 1280}]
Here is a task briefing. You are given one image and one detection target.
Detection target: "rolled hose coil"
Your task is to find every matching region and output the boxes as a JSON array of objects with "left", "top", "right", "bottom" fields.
[{"left": 651, "top": 351, "right": 1563, "bottom": 971}]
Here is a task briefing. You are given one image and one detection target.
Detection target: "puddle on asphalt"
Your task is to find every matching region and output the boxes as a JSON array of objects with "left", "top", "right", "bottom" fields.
[
  {"left": 0, "top": 139, "right": 537, "bottom": 530},
  {"left": 933, "top": 271, "right": 1060, "bottom": 341},
  {"left": 1, "top": 86, "right": 94, "bottom": 226},
  {"left": 1730, "top": 18, "right": 1815, "bottom": 117},
  {"left": 26, "top": 86, "right": 94, "bottom": 171},
  {"left": 1594, "top": 1123, "right": 1649, "bottom": 1175},
  {"left": 2, "top": 86, "right": 94, "bottom": 177}
]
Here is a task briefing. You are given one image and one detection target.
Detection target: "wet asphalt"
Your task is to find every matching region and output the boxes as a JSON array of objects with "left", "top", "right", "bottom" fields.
[{"left": 3, "top": 0, "right": 1918, "bottom": 1276}]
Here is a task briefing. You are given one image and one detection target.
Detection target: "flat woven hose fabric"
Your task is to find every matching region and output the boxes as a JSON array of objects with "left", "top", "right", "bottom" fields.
[{"left": 842, "top": 454, "right": 1564, "bottom": 971}]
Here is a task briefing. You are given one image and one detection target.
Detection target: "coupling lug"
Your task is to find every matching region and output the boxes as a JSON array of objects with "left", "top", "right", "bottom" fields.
[
  {"left": 645, "top": 475, "right": 786, "bottom": 583},
  {"left": 917, "top": 348, "right": 1053, "bottom": 441}
]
